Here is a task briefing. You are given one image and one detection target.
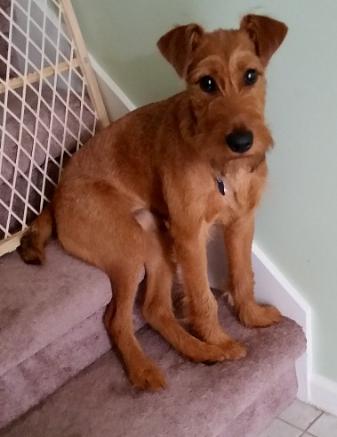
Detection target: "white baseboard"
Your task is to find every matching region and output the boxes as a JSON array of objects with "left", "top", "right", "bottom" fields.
[
  {"left": 90, "top": 55, "right": 313, "bottom": 403},
  {"left": 88, "top": 54, "right": 136, "bottom": 121},
  {"left": 252, "top": 242, "right": 312, "bottom": 403},
  {"left": 310, "top": 374, "right": 337, "bottom": 416}
]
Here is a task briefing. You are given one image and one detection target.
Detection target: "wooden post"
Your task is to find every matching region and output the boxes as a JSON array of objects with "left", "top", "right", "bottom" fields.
[
  {"left": 0, "top": 231, "right": 24, "bottom": 257},
  {"left": 60, "top": 0, "right": 110, "bottom": 129}
]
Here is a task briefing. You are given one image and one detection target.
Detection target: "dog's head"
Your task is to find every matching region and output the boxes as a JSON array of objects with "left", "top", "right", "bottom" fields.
[{"left": 158, "top": 15, "right": 287, "bottom": 163}]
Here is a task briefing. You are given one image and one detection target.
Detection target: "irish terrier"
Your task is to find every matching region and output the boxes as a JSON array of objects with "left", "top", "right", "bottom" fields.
[{"left": 19, "top": 14, "right": 288, "bottom": 390}]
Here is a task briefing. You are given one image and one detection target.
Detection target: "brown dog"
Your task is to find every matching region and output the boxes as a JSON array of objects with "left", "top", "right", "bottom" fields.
[{"left": 19, "top": 14, "right": 287, "bottom": 390}]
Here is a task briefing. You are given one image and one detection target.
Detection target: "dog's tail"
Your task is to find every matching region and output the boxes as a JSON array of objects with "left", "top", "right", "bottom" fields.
[{"left": 18, "top": 205, "right": 54, "bottom": 265}]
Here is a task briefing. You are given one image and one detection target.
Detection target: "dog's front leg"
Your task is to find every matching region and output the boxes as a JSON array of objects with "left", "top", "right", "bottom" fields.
[
  {"left": 224, "top": 213, "right": 281, "bottom": 327},
  {"left": 172, "top": 223, "right": 246, "bottom": 360}
]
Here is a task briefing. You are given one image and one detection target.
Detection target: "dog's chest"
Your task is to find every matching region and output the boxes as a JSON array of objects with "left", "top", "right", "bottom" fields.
[{"left": 206, "top": 168, "right": 262, "bottom": 224}]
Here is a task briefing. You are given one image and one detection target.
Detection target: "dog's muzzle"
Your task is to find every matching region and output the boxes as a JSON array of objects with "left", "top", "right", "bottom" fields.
[{"left": 226, "top": 129, "right": 253, "bottom": 153}]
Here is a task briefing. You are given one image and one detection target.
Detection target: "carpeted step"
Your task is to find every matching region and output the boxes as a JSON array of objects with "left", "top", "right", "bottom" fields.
[
  {"left": 0, "top": 301, "right": 306, "bottom": 437},
  {"left": 0, "top": 241, "right": 146, "bottom": 427}
]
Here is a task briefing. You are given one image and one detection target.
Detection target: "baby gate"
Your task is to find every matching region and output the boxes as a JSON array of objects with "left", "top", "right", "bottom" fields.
[{"left": 0, "top": 0, "right": 109, "bottom": 257}]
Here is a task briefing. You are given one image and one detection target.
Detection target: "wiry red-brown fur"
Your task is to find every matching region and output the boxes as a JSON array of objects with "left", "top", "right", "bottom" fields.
[{"left": 18, "top": 14, "right": 287, "bottom": 390}]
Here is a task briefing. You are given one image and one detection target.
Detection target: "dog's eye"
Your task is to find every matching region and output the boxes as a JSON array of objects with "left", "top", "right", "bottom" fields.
[
  {"left": 244, "top": 69, "right": 258, "bottom": 86},
  {"left": 199, "top": 76, "right": 218, "bottom": 93}
]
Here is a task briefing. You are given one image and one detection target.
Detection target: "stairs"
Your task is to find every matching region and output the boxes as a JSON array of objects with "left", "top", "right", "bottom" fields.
[
  {"left": 0, "top": 240, "right": 306, "bottom": 437},
  {"left": 0, "top": 241, "right": 145, "bottom": 427}
]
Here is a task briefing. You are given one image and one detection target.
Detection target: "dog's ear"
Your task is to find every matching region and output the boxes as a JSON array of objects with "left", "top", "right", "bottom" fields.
[
  {"left": 240, "top": 15, "right": 288, "bottom": 66},
  {"left": 157, "top": 24, "right": 204, "bottom": 78}
]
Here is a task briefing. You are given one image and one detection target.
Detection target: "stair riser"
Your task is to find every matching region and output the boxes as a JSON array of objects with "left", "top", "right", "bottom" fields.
[
  {"left": 1, "top": 309, "right": 110, "bottom": 428},
  {"left": 0, "top": 314, "right": 305, "bottom": 437},
  {"left": 223, "top": 365, "right": 297, "bottom": 437},
  {"left": 1, "top": 301, "right": 146, "bottom": 429}
]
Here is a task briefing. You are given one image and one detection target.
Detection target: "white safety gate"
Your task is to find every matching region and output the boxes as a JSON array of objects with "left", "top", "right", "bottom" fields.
[{"left": 0, "top": 0, "right": 109, "bottom": 256}]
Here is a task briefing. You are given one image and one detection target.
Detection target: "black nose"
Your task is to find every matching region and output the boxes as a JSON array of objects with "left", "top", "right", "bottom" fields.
[{"left": 226, "top": 130, "right": 253, "bottom": 153}]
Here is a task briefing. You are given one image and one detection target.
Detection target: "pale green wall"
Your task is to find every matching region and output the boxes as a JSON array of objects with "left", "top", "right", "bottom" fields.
[{"left": 72, "top": 0, "right": 337, "bottom": 383}]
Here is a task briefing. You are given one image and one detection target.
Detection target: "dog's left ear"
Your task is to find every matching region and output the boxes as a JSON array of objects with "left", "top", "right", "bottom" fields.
[
  {"left": 157, "top": 24, "right": 204, "bottom": 78},
  {"left": 240, "top": 14, "right": 288, "bottom": 66}
]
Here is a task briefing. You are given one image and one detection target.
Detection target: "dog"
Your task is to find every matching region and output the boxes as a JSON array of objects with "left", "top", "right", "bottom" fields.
[{"left": 18, "top": 14, "right": 288, "bottom": 390}]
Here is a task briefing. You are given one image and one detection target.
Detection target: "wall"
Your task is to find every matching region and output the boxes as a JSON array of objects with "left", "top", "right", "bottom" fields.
[{"left": 72, "top": 0, "right": 337, "bottom": 386}]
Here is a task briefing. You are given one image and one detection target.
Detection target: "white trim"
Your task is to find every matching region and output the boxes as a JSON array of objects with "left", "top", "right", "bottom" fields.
[
  {"left": 61, "top": 0, "right": 109, "bottom": 128},
  {"left": 88, "top": 54, "right": 136, "bottom": 121},
  {"left": 310, "top": 373, "right": 337, "bottom": 416},
  {"left": 89, "top": 58, "right": 312, "bottom": 402},
  {"left": 252, "top": 242, "right": 312, "bottom": 402}
]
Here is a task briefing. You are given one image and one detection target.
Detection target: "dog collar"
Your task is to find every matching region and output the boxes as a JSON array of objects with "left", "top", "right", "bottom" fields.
[{"left": 216, "top": 176, "right": 226, "bottom": 196}]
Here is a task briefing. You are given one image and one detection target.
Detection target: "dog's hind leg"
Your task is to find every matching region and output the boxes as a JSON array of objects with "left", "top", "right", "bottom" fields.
[
  {"left": 99, "top": 220, "right": 166, "bottom": 390},
  {"left": 55, "top": 183, "right": 166, "bottom": 390},
  {"left": 104, "top": 267, "right": 166, "bottom": 391}
]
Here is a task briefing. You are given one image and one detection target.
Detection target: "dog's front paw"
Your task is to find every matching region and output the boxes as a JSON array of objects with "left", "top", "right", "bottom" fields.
[
  {"left": 129, "top": 360, "right": 166, "bottom": 391},
  {"left": 219, "top": 339, "right": 247, "bottom": 360},
  {"left": 186, "top": 343, "right": 227, "bottom": 363},
  {"left": 239, "top": 303, "right": 282, "bottom": 328}
]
